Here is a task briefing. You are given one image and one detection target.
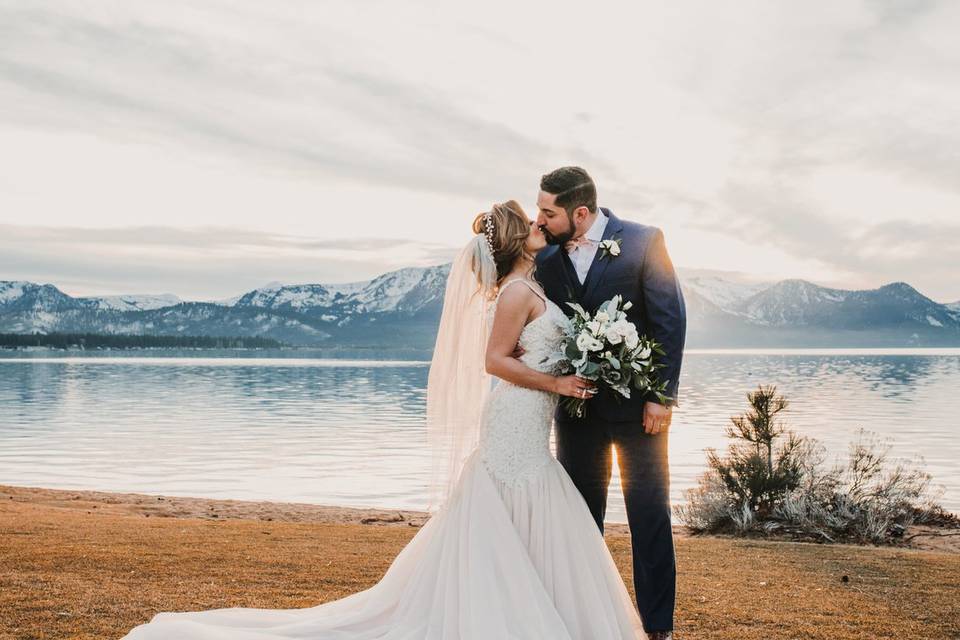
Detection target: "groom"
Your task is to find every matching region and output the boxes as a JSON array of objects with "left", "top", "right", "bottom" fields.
[{"left": 533, "top": 166, "right": 686, "bottom": 639}]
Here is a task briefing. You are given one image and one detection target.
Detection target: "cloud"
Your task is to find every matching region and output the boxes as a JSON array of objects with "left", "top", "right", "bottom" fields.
[
  {"left": 699, "top": 180, "right": 960, "bottom": 300},
  {"left": 713, "top": 1, "right": 960, "bottom": 197},
  {"left": 1, "top": 0, "right": 958, "bottom": 301},
  {"left": 0, "top": 224, "right": 458, "bottom": 299},
  {"left": 0, "top": 4, "right": 609, "bottom": 202}
]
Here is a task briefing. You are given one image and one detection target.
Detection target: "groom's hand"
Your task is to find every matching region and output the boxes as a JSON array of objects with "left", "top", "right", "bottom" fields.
[
  {"left": 511, "top": 343, "right": 526, "bottom": 359},
  {"left": 643, "top": 401, "right": 672, "bottom": 435}
]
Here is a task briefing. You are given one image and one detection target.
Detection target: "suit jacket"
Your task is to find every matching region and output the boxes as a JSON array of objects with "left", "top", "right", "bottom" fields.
[{"left": 534, "top": 208, "right": 686, "bottom": 423}]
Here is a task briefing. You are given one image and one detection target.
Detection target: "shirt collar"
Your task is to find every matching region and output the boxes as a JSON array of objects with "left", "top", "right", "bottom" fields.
[{"left": 584, "top": 209, "right": 607, "bottom": 243}]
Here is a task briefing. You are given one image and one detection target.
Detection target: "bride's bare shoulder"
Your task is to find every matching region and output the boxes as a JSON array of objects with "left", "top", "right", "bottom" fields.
[
  {"left": 493, "top": 281, "right": 538, "bottom": 315},
  {"left": 493, "top": 280, "right": 547, "bottom": 328},
  {"left": 495, "top": 280, "right": 536, "bottom": 307}
]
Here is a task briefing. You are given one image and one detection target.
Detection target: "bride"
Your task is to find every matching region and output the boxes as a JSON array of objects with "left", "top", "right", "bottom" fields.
[{"left": 122, "top": 201, "right": 647, "bottom": 639}]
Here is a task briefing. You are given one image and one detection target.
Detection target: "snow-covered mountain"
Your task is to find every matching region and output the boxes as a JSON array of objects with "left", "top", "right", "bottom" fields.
[
  {"left": 0, "top": 281, "right": 29, "bottom": 306},
  {"left": 231, "top": 265, "right": 450, "bottom": 328},
  {"left": 77, "top": 293, "right": 182, "bottom": 312},
  {"left": 0, "top": 266, "right": 451, "bottom": 348},
  {"left": 0, "top": 280, "right": 79, "bottom": 313},
  {"left": 737, "top": 280, "right": 956, "bottom": 330},
  {"left": 947, "top": 301, "right": 960, "bottom": 322},
  {"left": 736, "top": 279, "right": 848, "bottom": 325},
  {"left": 673, "top": 270, "right": 960, "bottom": 344},
  {"left": 0, "top": 279, "right": 330, "bottom": 343},
  {"left": 2, "top": 268, "right": 959, "bottom": 348},
  {"left": 676, "top": 269, "right": 772, "bottom": 314},
  {"left": 188, "top": 266, "right": 447, "bottom": 346},
  {"left": 0, "top": 282, "right": 181, "bottom": 313}
]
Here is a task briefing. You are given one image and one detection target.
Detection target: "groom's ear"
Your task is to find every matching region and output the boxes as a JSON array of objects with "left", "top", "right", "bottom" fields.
[{"left": 571, "top": 205, "right": 591, "bottom": 225}]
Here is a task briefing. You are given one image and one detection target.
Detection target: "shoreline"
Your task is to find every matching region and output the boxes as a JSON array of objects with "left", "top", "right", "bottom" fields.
[
  {"left": 3, "top": 483, "right": 957, "bottom": 553},
  {"left": 3, "top": 483, "right": 959, "bottom": 639},
  {"left": 0, "top": 483, "right": 630, "bottom": 536}
]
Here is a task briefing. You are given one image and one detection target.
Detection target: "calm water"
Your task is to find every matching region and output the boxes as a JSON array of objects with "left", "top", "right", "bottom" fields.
[{"left": 1, "top": 349, "right": 958, "bottom": 522}]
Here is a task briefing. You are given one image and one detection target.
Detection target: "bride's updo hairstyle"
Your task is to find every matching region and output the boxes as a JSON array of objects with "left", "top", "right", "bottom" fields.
[{"left": 471, "top": 200, "right": 535, "bottom": 290}]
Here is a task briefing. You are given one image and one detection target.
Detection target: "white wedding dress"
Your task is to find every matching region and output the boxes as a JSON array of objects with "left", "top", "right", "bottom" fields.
[{"left": 122, "top": 279, "right": 646, "bottom": 639}]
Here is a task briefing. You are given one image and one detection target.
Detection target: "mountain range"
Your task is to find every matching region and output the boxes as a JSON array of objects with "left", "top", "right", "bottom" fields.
[{"left": 2, "top": 266, "right": 959, "bottom": 349}]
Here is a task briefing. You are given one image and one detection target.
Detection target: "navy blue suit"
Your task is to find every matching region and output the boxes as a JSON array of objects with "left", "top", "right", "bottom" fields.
[{"left": 534, "top": 208, "right": 686, "bottom": 633}]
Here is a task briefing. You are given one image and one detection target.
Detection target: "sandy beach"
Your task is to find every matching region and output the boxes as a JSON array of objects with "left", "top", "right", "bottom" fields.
[{"left": 2, "top": 483, "right": 959, "bottom": 639}]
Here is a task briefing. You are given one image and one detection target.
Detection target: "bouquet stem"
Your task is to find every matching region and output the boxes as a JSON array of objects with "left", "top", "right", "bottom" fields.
[{"left": 560, "top": 396, "right": 587, "bottom": 418}]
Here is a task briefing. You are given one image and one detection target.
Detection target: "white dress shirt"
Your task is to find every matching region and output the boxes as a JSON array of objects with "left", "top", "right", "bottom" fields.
[{"left": 566, "top": 210, "right": 608, "bottom": 284}]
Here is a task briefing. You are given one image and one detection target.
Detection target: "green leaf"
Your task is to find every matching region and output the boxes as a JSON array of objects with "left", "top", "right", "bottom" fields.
[{"left": 581, "top": 361, "right": 601, "bottom": 377}]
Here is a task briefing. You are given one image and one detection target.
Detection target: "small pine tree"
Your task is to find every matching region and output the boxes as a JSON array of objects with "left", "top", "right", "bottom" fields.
[{"left": 707, "top": 384, "right": 807, "bottom": 518}]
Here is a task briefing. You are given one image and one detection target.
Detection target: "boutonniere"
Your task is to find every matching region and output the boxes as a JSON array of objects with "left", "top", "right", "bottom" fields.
[{"left": 598, "top": 237, "right": 622, "bottom": 259}]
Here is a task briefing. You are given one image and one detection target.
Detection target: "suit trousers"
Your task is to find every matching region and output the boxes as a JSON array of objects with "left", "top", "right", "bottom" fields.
[{"left": 555, "top": 416, "right": 676, "bottom": 633}]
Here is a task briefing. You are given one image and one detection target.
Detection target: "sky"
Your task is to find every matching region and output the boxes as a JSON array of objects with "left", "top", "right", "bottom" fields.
[{"left": 1, "top": 0, "right": 958, "bottom": 302}]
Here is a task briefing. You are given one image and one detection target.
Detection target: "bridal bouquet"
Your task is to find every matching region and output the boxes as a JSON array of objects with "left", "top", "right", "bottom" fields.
[{"left": 547, "top": 295, "right": 671, "bottom": 418}]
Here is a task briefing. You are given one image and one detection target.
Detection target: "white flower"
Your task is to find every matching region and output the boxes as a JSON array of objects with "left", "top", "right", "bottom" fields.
[
  {"left": 586, "top": 320, "right": 602, "bottom": 335},
  {"left": 623, "top": 300, "right": 633, "bottom": 311},
  {"left": 637, "top": 346, "right": 651, "bottom": 359},
  {"left": 604, "top": 317, "right": 633, "bottom": 345},
  {"left": 576, "top": 332, "right": 603, "bottom": 352},
  {"left": 605, "top": 324, "right": 623, "bottom": 343},
  {"left": 595, "top": 310, "right": 610, "bottom": 324},
  {"left": 600, "top": 239, "right": 621, "bottom": 256},
  {"left": 624, "top": 332, "right": 639, "bottom": 349}
]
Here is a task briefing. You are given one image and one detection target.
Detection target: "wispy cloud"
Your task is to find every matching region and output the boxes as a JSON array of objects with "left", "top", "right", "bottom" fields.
[
  {"left": 0, "top": 4, "right": 608, "bottom": 200},
  {"left": 0, "top": 224, "right": 457, "bottom": 299},
  {"left": 700, "top": 181, "right": 960, "bottom": 299},
  {"left": 1, "top": 0, "right": 958, "bottom": 300}
]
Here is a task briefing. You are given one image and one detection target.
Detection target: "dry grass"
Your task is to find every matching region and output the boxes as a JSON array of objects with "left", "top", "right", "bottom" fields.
[{"left": 2, "top": 492, "right": 958, "bottom": 639}]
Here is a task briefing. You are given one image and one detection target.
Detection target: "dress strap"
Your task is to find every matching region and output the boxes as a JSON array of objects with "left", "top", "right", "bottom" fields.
[{"left": 496, "top": 278, "right": 548, "bottom": 303}]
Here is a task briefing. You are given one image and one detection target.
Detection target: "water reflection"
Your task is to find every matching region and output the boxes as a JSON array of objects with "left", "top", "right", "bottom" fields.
[{"left": 0, "top": 351, "right": 957, "bottom": 520}]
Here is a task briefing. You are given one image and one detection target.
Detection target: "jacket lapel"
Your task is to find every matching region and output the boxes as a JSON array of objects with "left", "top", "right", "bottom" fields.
[
  {"left": 558, "top": 248, "right": 584, "bottom": 302},
  {"left": 581, "top": 208, "right": 624, "bottom": 304},
  {"left": 541, "top": 244, "right": 583, "bottom": 309}
]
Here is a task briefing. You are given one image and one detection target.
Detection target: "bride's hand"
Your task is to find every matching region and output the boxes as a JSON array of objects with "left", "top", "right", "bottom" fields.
[{"left": 554, "top": 375, "right": 597, "bottom": 399}]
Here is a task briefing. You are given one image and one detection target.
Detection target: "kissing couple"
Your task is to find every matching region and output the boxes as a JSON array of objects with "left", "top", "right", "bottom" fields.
[{"left": 122, "top": 166, "right": 688, "bottom": 640}]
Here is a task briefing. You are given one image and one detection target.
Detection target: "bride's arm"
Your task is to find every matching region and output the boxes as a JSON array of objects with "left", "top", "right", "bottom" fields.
[{"left": 484, "top": 285, "right": 590, "bottom": 398}]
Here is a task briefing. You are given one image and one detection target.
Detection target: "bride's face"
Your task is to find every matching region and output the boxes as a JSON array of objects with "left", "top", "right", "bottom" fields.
[{"left": 524, "top": 219, "right": 548, "bottom": 254}]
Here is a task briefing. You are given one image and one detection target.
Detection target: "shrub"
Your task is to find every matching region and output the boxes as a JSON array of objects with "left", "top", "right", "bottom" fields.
[{"left": 675, "top": 385, "right": 944, "bottom": 545}]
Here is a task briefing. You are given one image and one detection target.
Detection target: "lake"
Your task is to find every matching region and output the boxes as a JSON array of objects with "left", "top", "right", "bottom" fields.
[{"left": 1, "top": 348, "right": 958, "bottom": 522}]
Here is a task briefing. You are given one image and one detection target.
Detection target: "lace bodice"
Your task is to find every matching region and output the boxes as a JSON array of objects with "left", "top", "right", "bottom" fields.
[{"left": 478, "top": 279, "right": 568, "bottom": 485}]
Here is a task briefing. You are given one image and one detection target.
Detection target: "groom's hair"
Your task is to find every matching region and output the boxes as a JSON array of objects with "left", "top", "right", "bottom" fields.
[{"left": 540, "top": 166, "right": 597, "bottom": 216}]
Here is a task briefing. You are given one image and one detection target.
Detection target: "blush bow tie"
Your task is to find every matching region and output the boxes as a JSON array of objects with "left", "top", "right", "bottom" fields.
[{"left": 564, "top": 235, "right": 595, "bottom": 253}]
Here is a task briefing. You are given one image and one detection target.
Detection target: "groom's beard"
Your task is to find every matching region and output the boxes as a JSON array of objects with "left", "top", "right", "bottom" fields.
[{"left": 540, "top": 224, "right": 575, "bottom": 246}]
